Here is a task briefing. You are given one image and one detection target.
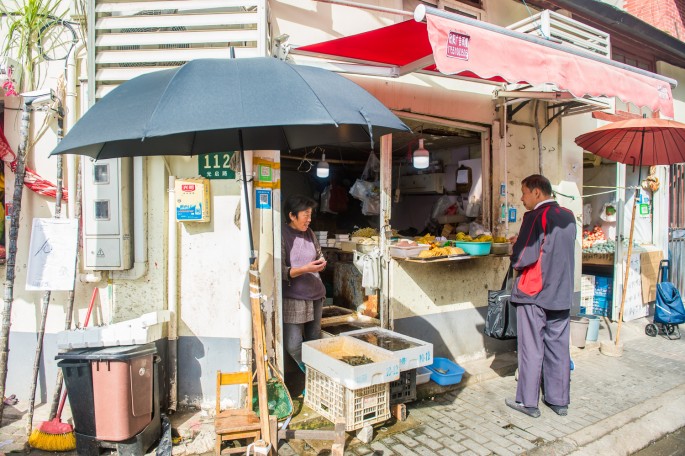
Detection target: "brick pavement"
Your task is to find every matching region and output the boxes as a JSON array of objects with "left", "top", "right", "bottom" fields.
[{"left": 279, "top": 319, "right": 685, "bottom": 455}]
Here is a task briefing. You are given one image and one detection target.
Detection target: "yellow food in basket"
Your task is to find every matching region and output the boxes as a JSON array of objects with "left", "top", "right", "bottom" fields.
[{"left": 418, "top": 246, "right": 465, "bottom": 257}]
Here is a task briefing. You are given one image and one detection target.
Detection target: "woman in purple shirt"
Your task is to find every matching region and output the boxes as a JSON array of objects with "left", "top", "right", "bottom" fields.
[{"left": 281, "top": 195, "right": 327, "bottom": 390}]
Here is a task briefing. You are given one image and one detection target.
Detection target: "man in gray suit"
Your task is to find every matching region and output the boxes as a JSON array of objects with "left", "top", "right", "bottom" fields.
[{"left": 506, "top": 175, "right": 577, "bottom": 418}]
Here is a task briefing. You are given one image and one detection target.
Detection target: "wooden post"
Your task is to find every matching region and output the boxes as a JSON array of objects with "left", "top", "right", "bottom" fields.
[
  {"left": 249, "top": 261, "right": 272, "bottom": 453},
  {"left": 615, "top": 191, "right": 638, "bottom": 346},
  {"left": 331, "top": 419, "right": 346, "bottom": 456}
]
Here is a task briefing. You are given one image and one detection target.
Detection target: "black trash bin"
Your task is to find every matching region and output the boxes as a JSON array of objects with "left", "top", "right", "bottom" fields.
[{"left": 58, "top": 359, "right": 96, "bottom": 436}]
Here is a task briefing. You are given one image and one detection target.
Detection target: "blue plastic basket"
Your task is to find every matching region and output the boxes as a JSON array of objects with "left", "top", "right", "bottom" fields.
[
  {"left": 425, "top": 358, "right": 465, "bottom": 386},
  {"left": 453, "top": 241, "right": 492, "bottom": 256}
]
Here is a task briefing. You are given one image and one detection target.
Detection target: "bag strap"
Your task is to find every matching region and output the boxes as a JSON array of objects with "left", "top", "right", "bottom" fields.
[{"left": 502, "top": 262, "right": 515, "bottom": 290}]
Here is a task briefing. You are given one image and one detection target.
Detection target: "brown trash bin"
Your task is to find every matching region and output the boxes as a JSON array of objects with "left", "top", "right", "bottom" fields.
[{"left": 90, "top": 345, "right": 155, "bottom": 441}]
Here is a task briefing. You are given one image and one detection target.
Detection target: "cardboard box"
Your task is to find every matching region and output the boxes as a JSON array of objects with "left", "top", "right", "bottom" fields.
[
  {"left": 175, "top": 178, "right": 210, "bottom": 222},
  {"left": 641, "top": 250, "right": 664, "bottom": 304}
]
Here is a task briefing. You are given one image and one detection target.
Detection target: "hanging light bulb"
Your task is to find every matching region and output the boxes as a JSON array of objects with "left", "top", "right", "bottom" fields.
[
  {"left": 316, "top": 152, "right": 330, "bottom": 178},
  {"left": 413, "top": 139, "right": 430, "bottom": 169}
]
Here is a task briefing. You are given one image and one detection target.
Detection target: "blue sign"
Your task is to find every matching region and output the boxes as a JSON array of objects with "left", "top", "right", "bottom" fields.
[{"left": 255, "top": 189, "right": 272, "bottom": 210}]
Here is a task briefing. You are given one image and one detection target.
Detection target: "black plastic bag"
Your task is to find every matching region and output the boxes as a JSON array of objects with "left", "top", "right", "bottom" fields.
[{"left": 485, "top": 265, "right": 517, "bottom": 340}]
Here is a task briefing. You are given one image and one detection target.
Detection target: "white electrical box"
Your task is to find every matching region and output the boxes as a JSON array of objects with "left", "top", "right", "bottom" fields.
[{"left": 82, "top": 157, "right": 133, "bottom": 270}]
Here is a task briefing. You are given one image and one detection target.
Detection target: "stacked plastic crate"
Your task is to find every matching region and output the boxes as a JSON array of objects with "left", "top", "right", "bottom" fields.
[{"left": 580, "top": 274, "right": 595, "bottom": 314}]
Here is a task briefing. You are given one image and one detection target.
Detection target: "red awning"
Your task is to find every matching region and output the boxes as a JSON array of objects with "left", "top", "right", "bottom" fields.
[{"left": 294, "top": 13, "right": 675, "bottom": 118}]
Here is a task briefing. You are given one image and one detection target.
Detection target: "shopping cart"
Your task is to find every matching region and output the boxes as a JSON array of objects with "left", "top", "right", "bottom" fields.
[{"left": 645, "top": 260, "right": 685, "bottom": 340}]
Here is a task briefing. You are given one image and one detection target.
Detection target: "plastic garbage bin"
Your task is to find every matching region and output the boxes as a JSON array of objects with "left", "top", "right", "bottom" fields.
[
  {"left": 58, "top": 359, "right": 96, "bottom": 436},
  {"left": 578, "top": 314, "right": 601, "bottom": 342},
  {"left": 57, "top": 344, "right": 157, "bottom": 442}
]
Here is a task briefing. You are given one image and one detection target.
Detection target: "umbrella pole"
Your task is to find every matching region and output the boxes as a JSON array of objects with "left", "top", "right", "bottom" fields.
[
  {"left": 239, "top": 132, "right": 272, "bottom": 453},
  {"left": 615, "top": 131, "right": 645, "bottom": 346}
]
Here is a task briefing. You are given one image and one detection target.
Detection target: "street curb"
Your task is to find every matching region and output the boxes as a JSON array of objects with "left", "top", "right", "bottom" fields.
[{"left": 527, "top": 383, "right": 685, "bottom": 455}]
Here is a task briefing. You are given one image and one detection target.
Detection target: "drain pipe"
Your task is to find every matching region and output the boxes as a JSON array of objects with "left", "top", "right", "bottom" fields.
[
  {"left": 113, "top": 156, "right": 147, "bottom": 280},
  {"left": 168, "top": 176, "right": 178, "bottom": 412},
  {"left": 66, "top": 42, "right": 85, "bottom": 220},
  {"left": 239, "top": 152, "right": 254, "bottom": 376}
]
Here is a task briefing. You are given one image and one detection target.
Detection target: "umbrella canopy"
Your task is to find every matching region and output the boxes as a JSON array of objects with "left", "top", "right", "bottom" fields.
[
  {"left": 575, "top": 117, "right": 685, "bottom": 350},
  {"left": 574, "top": 118, "right": 685, "bottom": 166},
  {"left": 51, "top": 57, "right": 410, "bottom": 159}
]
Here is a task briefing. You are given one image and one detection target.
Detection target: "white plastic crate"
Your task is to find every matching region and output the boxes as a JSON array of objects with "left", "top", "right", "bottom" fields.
[
  {"left": 302, "top": 336, "right": 400, "bottom": 389},
  {"left": 581, "top": 274, "right": 596, "bottom": 298},
  {"left": 340, "top": 327, "right": 433, "bottom": 372},
  {"left": 416, "top": 366, "right": 432, "bottom": 385},
  {"left": 305, "top": 367, "right": 390, "bottom": 431}
]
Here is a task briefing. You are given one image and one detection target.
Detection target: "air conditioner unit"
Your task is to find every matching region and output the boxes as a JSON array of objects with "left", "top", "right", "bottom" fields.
[{"left": 399, "top": 173, "right": 444, "bottom": 194}]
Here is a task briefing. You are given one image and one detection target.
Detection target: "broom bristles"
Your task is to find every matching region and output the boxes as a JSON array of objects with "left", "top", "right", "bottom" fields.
[{"left": 28, "top": 418, "right": 76, "bottom": 451}]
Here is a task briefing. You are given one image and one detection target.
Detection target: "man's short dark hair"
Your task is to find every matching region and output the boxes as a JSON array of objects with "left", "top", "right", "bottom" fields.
[
  {"left": 283, "top": 194, "right": 317, "bottom": 219},
  {"left": 522, "top": 174, "right": 553, "bottom": 196}
]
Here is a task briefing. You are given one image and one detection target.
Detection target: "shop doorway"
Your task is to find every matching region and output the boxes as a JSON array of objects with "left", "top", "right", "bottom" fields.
[{"left": 277, "top": 115, "right": 488, "bottom": 396}]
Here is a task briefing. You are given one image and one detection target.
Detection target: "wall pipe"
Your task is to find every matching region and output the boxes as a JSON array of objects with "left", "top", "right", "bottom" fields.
[
  {"left": 239, "top": 152, "right": 254, "bottom": 377},
  {"left": 168, "top": 176, "right": 178, "bottom": 412},
  {"left": 113, "top": 156, "right": 147, "bottom": 280}
]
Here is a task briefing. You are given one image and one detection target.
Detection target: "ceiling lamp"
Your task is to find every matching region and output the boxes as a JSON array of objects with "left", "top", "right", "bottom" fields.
[
  {"left": 316, "top": 153, "right": 330, "bottom": 178},
  {"left": 413, "top": 139, "right": 429, "bottom": 169}
]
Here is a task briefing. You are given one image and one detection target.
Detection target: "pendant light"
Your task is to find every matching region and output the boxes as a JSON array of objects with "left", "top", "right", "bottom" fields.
[
  {"left": 316, "top": 153, "right": 329, "bottom": 178},
  {"left": 413, "top": 139, "right": 430, "bottom": 169}
]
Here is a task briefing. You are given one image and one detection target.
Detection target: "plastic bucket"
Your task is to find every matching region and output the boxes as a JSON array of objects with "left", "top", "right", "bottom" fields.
[
  {"left": 570, "top": 316, "right": 589, "bottom": 348},
  {"left": 578, "top": 314, "right": 600, "bottom": 341}
]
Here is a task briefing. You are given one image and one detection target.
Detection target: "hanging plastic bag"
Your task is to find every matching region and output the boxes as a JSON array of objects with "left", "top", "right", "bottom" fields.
[
  {"left": 362, "top": 196, "right": 380, "bottom": 215},
  {"left": 349, "top": 179, "right": 373, "bottom": 201},
  {"left": 320, "top": 185, "right": 336, "bottom": 214},
  {"left": 465, "top": 197, "right": 481, "bottom": 218},
  {"left": 361, "top": 152, "right": 381, "bottom": 181},
  {"left": 431, "top": 195, "right": 454, "bottom": 220},
  {"left": 599, "top": 202, "right": 617, "bottom": 222}
]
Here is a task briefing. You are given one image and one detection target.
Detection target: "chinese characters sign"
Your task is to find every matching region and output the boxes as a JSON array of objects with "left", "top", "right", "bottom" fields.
[
  {"left": 198, "top": 152, "right": 236, "bottom": 179},
  {"left": 447, "top": 31, "right": 470, "bottom": 60}
]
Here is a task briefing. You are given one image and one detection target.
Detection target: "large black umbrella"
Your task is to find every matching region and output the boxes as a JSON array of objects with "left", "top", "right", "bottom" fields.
[
  {"left": 51, "top": 57, "right": 409, "bottom": 159},
  {"left": 50, "top": 57, "right": 409, "bottom": 450}
]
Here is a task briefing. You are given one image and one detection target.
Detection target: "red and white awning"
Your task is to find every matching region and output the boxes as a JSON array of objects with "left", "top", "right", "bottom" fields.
[{"left": 293, "top": 6, "right": 675, "bottom": 118}]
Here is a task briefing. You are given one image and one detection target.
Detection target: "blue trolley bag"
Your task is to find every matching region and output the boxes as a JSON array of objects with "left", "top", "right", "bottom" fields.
[{"left": 655, "top": 260, "right": 685, "bottom": 326}]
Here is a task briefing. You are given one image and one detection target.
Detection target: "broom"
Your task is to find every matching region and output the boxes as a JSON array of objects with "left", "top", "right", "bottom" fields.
[{"left": 29, "top": 288, "right": 99, "bottom": 451}]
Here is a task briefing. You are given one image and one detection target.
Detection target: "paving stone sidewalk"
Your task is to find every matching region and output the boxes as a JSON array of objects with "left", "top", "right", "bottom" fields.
[{"left": 280, "top": 319, "right": 685, "bottom": 455}]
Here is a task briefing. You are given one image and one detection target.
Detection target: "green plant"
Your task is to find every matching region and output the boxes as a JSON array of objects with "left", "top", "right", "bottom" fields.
[{"left": 0, "top": 0, "right": 69, "bottom": 92}]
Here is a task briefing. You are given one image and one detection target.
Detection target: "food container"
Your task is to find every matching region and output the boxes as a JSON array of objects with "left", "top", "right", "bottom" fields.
[
  {"left": 302, "top": 336, "right": 400, "bottom": 389},
  {"left": 340, "top": 241, "right": 357, "bottom": 252},
  {"left": 416, "top": 366, "right": 432, "bottom": 385},
  {"left": 453, "top": 241, "right": 492, "bottom": 256},
  {"left": 491, "top": 242, "right": 511, "bottom": 255},
  {"left": 335, "top": 234, "right": 350, "bottom": 241},
  {"left": 341, "top": 327, "right": 433, "bottom": 372},
  {"left": 426, "top": 357, "right": 465, "bottom": 386},
  {"left": 389, "top": 244, "right": 429, "bottom": 258}
]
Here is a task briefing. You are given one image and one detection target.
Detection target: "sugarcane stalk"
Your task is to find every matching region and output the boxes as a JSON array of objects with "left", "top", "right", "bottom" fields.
[
  {"left": 0, "top": 101, "right": 32, "bottom": 423},
  {"left": 25, "top": 106, "right": 64, "bottom": 436}
]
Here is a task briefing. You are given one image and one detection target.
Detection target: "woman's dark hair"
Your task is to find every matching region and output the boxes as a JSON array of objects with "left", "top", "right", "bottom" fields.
[
  {"left": 283, "top": 195, "right": 318, "bottom": 219},
  {"left": 522, "top": 174, "right": 553, "bottom": 196}
]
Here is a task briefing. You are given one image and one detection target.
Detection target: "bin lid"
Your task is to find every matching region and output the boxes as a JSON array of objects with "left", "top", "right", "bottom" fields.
[{"left": 55, "top": 343, "right": 157, "bottom": 361}]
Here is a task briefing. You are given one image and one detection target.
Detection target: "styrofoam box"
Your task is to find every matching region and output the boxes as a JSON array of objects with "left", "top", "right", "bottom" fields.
[
  {"left": 302, "top": 336, "right": 400, "bottom": 389},
  {"left": 341, "top": 327, "right": 434, "bottom": 372},
  {"left": 389, "top": 244, "right": 429, "bottom": 258},
  {"left": 57, "top": 311, "right": 171, "bottom": 349}
]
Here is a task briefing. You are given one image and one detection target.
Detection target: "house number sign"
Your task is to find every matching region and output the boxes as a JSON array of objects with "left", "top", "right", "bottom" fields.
[{"left": 198, "top": 152, "right": 236, "bottom": 179}]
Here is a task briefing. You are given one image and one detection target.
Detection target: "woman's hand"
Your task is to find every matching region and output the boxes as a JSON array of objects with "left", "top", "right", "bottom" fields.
[
  {"left": 289, "top": 258, "right": 327, "bottom": 278},
  {"left": 307, "top": 258, "right": 327, "bottom": 273}
]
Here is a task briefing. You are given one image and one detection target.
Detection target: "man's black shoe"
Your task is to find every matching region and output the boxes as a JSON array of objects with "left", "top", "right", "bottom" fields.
[
  {"left": 543, "top": 399, "right": 568, "bottom": 416},
  {"left": 505, "top": 398, "right": 541, "bottom": 418}
]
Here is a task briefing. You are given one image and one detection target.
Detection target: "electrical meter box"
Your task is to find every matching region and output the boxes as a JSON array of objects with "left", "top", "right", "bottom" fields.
[
  {"left": 175, "top": 178, "right": 210, "bottom": 222},
  {"left": 83, "top": 158, "right": 133, "bottom": 270}
]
